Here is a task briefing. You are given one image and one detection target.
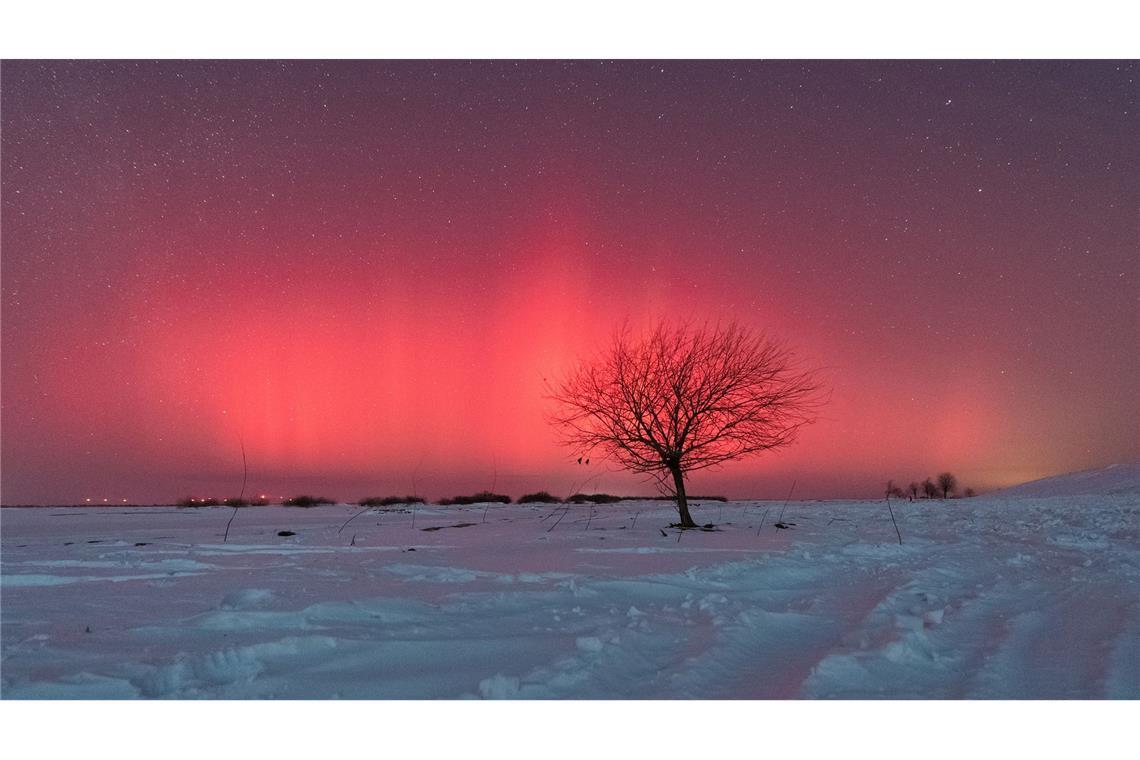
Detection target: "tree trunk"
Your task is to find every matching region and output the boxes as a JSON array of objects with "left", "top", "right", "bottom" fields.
[{"left": 671, "top": 466, "right": 697, "bottom": 528}]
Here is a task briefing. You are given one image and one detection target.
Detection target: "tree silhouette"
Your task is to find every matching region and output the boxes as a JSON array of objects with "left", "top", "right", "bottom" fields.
[
  {"left": 547, "top": 321, "right": 821, "bottom": 528},
  {"left": 937, "top": 472, "right": 957, "bottom": 499},
  {"left": 908, "top": 481, "right": 920, "bottom": 501},
  {"left": 922, "top": 478, "right": 938, "bottom": 499}
]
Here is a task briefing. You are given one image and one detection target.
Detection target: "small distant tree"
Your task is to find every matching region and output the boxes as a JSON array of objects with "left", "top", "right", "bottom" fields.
[
  {"left": 547, "top": 321, "right": 822, "bottom": 528},
  {"left": 937, "top": 472, "right": 957, "bottom": 499},
  {"left": 885, "top": 480, "right": 905, "bottom": 500},
  {"left": 922, "top": 478, "right": 938, "bottom": 499},
  {"left": 963, "top": 487, "right": 976, "bottom": 498},
  {"left": 908, "top": 482, "right": 920, "bottom": 501},
  {"left": 517, "top": 491, "right": 562, "bottom": 504}
]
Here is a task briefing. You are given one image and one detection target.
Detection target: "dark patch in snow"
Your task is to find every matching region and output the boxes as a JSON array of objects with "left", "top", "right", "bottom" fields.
[
  {"left": 421, "top": 522, "right": 478, "bottom": 532},
  {"left": 667, "top": 523, "right": 722, "bottom": 532},
  {"left": 277, "top": 530, "right": 296, "bottom": 537}
]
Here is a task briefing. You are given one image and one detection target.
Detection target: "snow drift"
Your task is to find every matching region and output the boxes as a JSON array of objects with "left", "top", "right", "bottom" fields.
[{"left": 991, "top": 462, "right": 1137, "bottom": 499}]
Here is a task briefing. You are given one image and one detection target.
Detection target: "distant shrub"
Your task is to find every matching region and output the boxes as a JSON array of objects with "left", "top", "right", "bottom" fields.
[
  {"left": 282, "top": 495, "right": 336, "bottom": 507},
  {"left": 643, "top": 494, "right": 728, "bottom": 502},
  {"left": 567, "top": 493, "right": 623, "bottom": 504},
  {"left": 358, "top": 495, "right": 426, "bottom": 507},
  {"left": 438, "top": 491, "right": 512, "bottom": 505},
  {"left": 963, "top": 488, "right": 977, "bottom": 498},
  {"left": 177, "top": 497, "right": 221, "bottom": 507},
  {"left": 518, "top": 491, "right": 563, "bottom": 504},
  {"left": 178, "top": 496, "right": 270, "bottom": 507}
]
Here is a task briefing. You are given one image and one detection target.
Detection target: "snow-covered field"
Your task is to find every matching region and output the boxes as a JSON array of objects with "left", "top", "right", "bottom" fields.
[{"left": 2, "top": 465, "right": 1137, "bottom": 699}]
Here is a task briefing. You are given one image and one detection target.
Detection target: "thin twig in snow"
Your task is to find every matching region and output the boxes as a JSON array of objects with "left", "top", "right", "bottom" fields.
[
  {"left": 223, "top": 435, "right": 247, "bottom": 543},
  {"left": 338, "top": 506, "right": 373, "bottom": 534},
  {"left": 886, "top": 497, "right": 903, "bottom": 545},
  {"left": 757, "top": 506, "right": 771, "bottom": 536},
  {"left": 546, "top": 506, "right": 570, "bottom": 533},
  {"left": 411, "top": 453, "right": 424, "bottom": 500},
  {"left": 777, "top": 479, "right": 796, "bottom": 524}
]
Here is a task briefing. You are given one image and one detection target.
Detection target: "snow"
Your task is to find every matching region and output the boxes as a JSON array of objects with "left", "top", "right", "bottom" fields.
[
  {"left": 992, "top": 462, "right": 1137, "bottom": 498},
  {"left": 2, "top": 466, "right": 1137, "bottom": 699}
]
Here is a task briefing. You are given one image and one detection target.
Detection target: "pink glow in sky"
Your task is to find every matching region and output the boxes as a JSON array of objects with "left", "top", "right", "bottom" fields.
[{"left": 2, "top": 61, "right": 1136, "bottom": 503}]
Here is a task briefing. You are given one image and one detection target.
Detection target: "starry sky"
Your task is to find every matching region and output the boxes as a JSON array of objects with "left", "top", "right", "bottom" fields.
[{"left": 1, "top": 60, "right": 1136, "bottom": 504}]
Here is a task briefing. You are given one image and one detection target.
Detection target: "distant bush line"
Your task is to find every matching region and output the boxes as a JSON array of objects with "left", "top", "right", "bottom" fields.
[
  {"left": 282, "top": 495, "right": 337, "bottom": 507},
  {"left": 438, "top": 491, "right": 512, "bottom": 505},
  {"left": 357, "top": 496, "right": 426, "bottom": 507},
  {"left": 177, "top": 496, "right": 270, "bottom": 507},
  {"left": 525, "top": 492, "right": 727, "bottom": 504},
  {"left": 171, "top": 492, "right": 729, "bottom": 508},
  {"left": 567, "top": 493, "right": 623, "bottom": 504},
  {"left": 517, "top": 491, "right": 562, "bottom": 503}
]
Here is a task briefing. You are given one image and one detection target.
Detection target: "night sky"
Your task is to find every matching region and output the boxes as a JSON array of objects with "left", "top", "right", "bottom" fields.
[{"left": 2, "top": 60, "right": 1136, "bottom": 504}]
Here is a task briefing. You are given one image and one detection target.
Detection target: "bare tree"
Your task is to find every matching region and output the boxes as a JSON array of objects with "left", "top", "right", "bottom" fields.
[
  {"left": 546, "top": 321, "right": 822, "bottom": 528},
  {"left": 938, "top": 472, "right": 957, "bottom": 499},
  {"left": 908, "top": 481, "right": 920, "bottom": 501},
  {"left": 963, "top": 487, "right": 976, "bottom": 498},
  {"left": 922, "top": 478, "right": 938, "bottom": 499},
  {"left": 885, "top": 480, "right": 905, "bottom": 500}
]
